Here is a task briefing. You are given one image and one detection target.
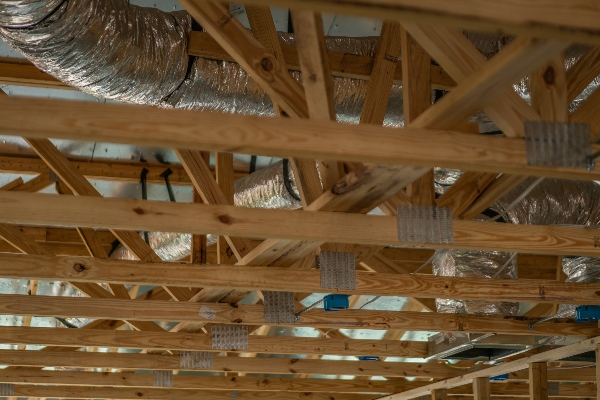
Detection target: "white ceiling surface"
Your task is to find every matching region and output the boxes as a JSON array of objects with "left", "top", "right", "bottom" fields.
[{"left": 0, "top": 0, "right": 436, "bottom": 377}]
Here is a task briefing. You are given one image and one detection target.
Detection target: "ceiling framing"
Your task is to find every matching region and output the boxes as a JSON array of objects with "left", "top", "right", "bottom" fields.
[{"left": 0, "top": 1, "right": 598, "bottom": 399}]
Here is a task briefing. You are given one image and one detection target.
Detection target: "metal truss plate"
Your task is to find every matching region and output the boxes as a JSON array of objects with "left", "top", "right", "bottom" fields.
[
  {"left": 0, "top": 384, "right": 14, "bottom": 396},
  {"left": 524, "top": 121, "right": 591, "bottom": 168},
  {"left": 263, "top": 291, "right": 295, "bottom": 323},
  {"left": 319, "top": 251, "right": 356, "bottom": 290},
  {"left": 153, "top": 370, "right": 173, "bottom": 387},
  {"left": 180, "top": 351, "right": 214, "bottom": 369},
  {"left": 211, "top": 325, "right": 249, "bottom": 350},
  {"left": 397, "top": 205, "right": 453, "bottom": 244}
]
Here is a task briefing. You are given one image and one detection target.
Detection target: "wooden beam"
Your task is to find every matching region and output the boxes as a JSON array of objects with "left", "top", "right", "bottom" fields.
[
  {"left": 0, "top": 349, "right": 463, "bottom": 378},
  {"left": 4, "top": 96, "right": 600, "bottom": 181},
  {"left": 510, "top": 367, "right": 597, "bottom": 383},
  {"left": 0, "top": 155, "right": 247, "bottom": 185},
  {"left": 239, "top": 0, "right": 600, "bottom": 45},
  {"left": 0, "top": 368, "right": 415, "bottom": 394},
  {"left": 0, "top": 384, "right": 375, "bottom": 400},
  {"left": 2, "top": 253, "right": 600, "bottom": 306},
  {"left": 431, "top": 389, "right": 448, "bottom": 400},
  {"left": 0, "top": 177, "right": 23, "bottom": 191},
  {"left": 376, "top": 335, "right": 600, "bottom": 399},
  {"left": 530, "top": 363, "right": 549, "bottom": 400},
  {"left": 597, "top": 344, "right": 600, "bottom": 400},
  {"left": 4, "top": 191, "right": 600, "bottom": 257},
  {"left": 566, "top": 46, "right": 600, "bottom": 103},
  {"left": 0, "top": 294, "right": 595, "bottom": 336},
  {"left": 473, "top": 377, "right": 491, "bottom": 400},
  {"left": 0, "top": 325, "right": 427, "bottom": 358},
  {"left": 401, "top": 27, "right": 434, "bottom": 206},
  {"left": 188, "top": 32, "right": 455, "bottom": 90},
  {"left": 179, "top": 0, "right": 308, "bottom": 118}
]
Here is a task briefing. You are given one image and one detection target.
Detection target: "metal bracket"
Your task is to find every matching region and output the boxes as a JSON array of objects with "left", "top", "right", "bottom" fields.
[
  {"left": 319, "top": 251, "right": 356, "bottom": 290},
  {"left": 211, "top": 325, "right": 249, "bottom": 350},
  {"left": 159, "top": 168, "right": 176, "bottom": 202},
  {"left": 524, "top": 121, "right": 591, "bottom": 169},
  {"left": 0, "top": 384, "right": 14, "bottom": 396},
  {"left": 140, "top": 167, "right": 150, "bottom": 245},
  {"left": 548, "top": 381, "right": 560, "bottom": 396},
  {"left": 397, "top": 205, "right": 453, "bottom": 244},
  {"left": 153, "top": 370, "right": 173, "bottom": 387},
  {"left": 180, "top": 351, "right": 214, "bottom": 369},
  {"left": 263, "top": 291, "right": 295, "bottom": 323}
]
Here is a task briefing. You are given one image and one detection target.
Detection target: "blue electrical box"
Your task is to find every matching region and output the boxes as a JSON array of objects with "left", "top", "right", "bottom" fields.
[
  {"left": 357, "top": 356, "right": 379, "bottom": 361},
  {"left": 575, "top": 305, "right": 600, "bottom": 322},
  {"left": 323, "top": 294, "right": 349, "bottom": 311},
  {"left": 490, "top": 374, "right": 508, "bottom": 381}
]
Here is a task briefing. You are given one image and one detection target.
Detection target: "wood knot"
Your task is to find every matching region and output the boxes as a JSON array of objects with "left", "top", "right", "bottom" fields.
[
  {"left": 133, "top": 207, "right": 145, "bottom": 215},
  {"left": 261, "top": 57, "right": 274, "bottom": 72},
  {"left": 218, "top": 214, "right": 232, "bottom": 225},
  {"left": 73, "top": 263, "right": 86, "bottom": 272},
  {"left": 543, "top": 66, "right": 555, "bottom": 85}
]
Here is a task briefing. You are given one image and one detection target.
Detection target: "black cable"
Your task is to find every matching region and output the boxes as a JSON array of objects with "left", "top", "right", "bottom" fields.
[
  {"left": 249, "top": 155, "right": 258, "bottom": 174},
  {"left": 56, "top": 317, "right": 78, "bottom": 329},
  {"left": 282, "top": 159, "right": 301, "bottom": 201}
]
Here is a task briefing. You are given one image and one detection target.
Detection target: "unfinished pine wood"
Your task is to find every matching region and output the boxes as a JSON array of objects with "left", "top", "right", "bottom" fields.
[
  {"left": 473, "top": 377, "right": 491, "bottom": 400},
  {"left": 0, "top": 294, "right": 595, "bottom": 337},
  {"left": 0, "top": 177, "right": 23, "bottom": 191},
  {"left": 510, "top": 367, "right": 597, "bottom": 383},
  {"left": 377, "top": 335, "right": 600, "bottom": 400},
  {"left": 570, "top": 81, "right": 600, "bottom": 134},
  {"left": 530, "top": 363, "right": 549, "bottom": 400},
  {"left": 597, "top": 344, "right": 600, "bottom": 399},
  {"left": 4, "top": 96, "right": 600, "bottom": 181},
  {"left": 0, "top": 325, "right": 428, "bottom": 358},
  {"left": 566, "top": 46, "right": 600, "bottom": 103},
  {"left": 431, "top": 389, "right": 448, "bottom": 400},
  {"left": 7, "top": 385, "right": 375, "bottom": 400},
  {"left": 0, "top": 349, "right": 462, "bottom": 378},
  {"left": 5, "top": 191, "right": 600, "bottom": 257},
  {"left": 0, "top": 155, "right": 246, "bottom": 185},
  {"left": 216, "top": 151, "right": 235, "bottom": 264},
  {"left": 401, "top": 27, "right": 434, "bottom": 206},
  {"left": 187, "top": 32, "right": 455, "bottom": 90},
  {"left": 8, "top": 171, "right": 52, "bottom": 192},
  {"left": 0, "top": 368, "right": 416, "bottom": 394},
  {"left": 179, "top": 0, "right": 308, "bottom": 118},
  {"left": 2, "top": 253, "right": 600, "bottom": 305},
  {"left": 239, "top": 0, "right": 600, "bottom": 45}
]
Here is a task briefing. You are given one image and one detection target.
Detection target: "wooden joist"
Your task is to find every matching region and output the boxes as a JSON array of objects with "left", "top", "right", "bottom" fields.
[
  {"left": 0, "top": 325, "right": 428, "bottom": 358},
  {"left": 2, "top": 97, "right": 600, "bottom": 181},
  {"left": 0, "top": 294, "right": 596, "bottom": 336},
  {"left": 0, "top": 349, "right": 462, "bottom": 378},
  {"left": 377, "top": 335, "right": 600, "bottom": 399},
  {"left": 3, "top": 191, "right": 600, "bottom": 257},
  {"left": 240, "top": 0, "right": 600, "bottom": 45},
  {"left": 1, "top": 254, "right": 600, "bottom": 306}
]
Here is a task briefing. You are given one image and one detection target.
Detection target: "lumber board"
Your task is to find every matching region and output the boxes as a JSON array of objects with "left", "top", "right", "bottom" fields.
[
  {"left": 0, "top": 349, "right": 463, "bottom": 378},
  {"left": 530, "top": 363, "right": 549, "bottom": 400},
  {"left": 2, "top": 254, "right": 600, "bottom": 305},
  {"left": 3, "top": 385, "right": 375, "bottom": 400},
  {"left": 239, "top": 0, "right": 600, "bottom": 45},
  {"left": 0, "top": 325, "right": 428, "bottom": 358},
  {"left": 376, "top": 336, "right": 600, "bottom": 399},
  {"left": 566, "top": 46, "right": 600, "bottom": 103},
  {"left": 0, "top": 294, "right": 595, "bottom": 337},
  {"left": 188, "top": 32, "right": 455, "bottom": 90},
  {"left": 0, "top": 368, "right": 415, "bottom": 394},
  {"left": 0, "top": 155, "right": 246, "bottom": 184},
  {"left": 3, "top": 191, "right": 600, "bottom": 257},
  {"left": 179, "top": 0, "right": 308, "bottom": 118},
  {"left": 3, "top": 96, "right": 600, "bottom": 181}
]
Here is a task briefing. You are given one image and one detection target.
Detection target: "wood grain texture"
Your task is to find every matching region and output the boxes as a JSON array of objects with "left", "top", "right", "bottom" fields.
[
  {"left": 179, "top": 0, "right": 308, "bottom": 118},
  {"left": 529, "top": 363, "right": 549, "bottom": 400},
  {"left": 238, "top": 0, "right": 600, "bottom": 45},
  {"left": 0, "top": 177, "right": 23, "bottom": 191},
  {"left": 0, "top": 294, "right": 595, "bottom": 337},
  {"left": 377, "top": 335, "right": 600, "bottom": 400},
  {"left": 188, "top": 32, "right": 455, "bottom": 90},
  {"left": 0, "top": 349, "right": 463, "bottom": 378},
  {"left": 2, "top": 253, "right": 600, "bottom": 305},
  {"left": 3, "top": 97, "right": 600, "bottom": 181},
  {"left": 4, "top": 191, "right": 600, "bottom": 257},
  {"left": 473, "top": 377, "right": 491, "bottom": 400},
  {"left": 566, "top": 46, "right": 600, "bottom": 103},
  {"left": 0, "top": 325, "right": 428, "bottom": 358}
]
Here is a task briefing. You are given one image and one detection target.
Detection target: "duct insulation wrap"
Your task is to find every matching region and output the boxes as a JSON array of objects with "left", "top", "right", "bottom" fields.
[
  {"left": 556, "top": 257, "right": 600, "bottom": 316},
  {"left": 433, "top": 247, "right": 519, "bottom": 316},
  {"left": 110, "top": 160, "right": 300, "bottom": 261}
]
